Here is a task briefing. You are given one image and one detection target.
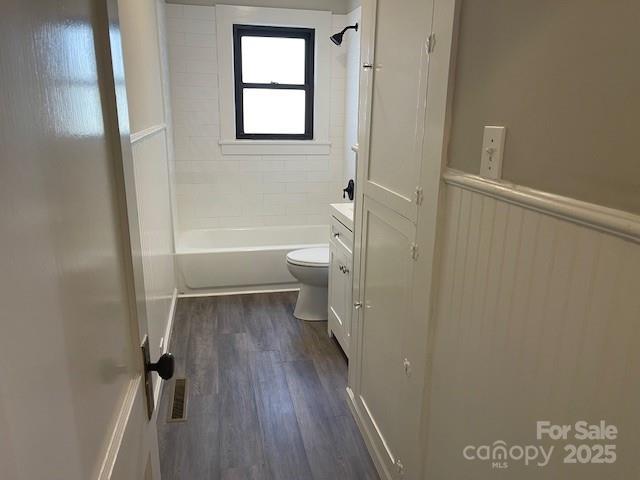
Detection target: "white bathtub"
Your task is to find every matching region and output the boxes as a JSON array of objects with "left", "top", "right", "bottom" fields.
[{"left": 177, "top": 225, "right": 329, "bottom": 290}]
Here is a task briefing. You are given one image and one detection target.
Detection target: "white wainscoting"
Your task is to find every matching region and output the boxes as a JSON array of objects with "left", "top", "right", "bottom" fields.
[
  {"left": 423, "top": 170, "right": 640, "bottom": 478},
  {"left": 131, "top": 126, "right": 178, "bottom": 389}
]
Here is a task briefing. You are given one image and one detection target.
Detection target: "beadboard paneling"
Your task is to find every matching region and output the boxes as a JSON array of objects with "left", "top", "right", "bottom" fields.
[{"left": 424, "top": 182, "right": 640, "bottom": 478}]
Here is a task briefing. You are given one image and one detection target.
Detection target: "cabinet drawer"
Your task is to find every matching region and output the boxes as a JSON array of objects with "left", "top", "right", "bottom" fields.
[{"left": 330, "top": 216, "right": 353, "bottom": 253}]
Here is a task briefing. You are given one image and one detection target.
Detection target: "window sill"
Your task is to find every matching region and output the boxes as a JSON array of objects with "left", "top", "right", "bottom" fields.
[{"left": 219, "top": 140, "right": 331, "bottom": 156}]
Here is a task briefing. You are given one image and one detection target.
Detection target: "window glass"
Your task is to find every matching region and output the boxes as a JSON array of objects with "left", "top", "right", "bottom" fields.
[
  {"left": 233, "top": 25, "right": 314, "bottom": 139},
  {"left": 243, "top": 89, "right": 306, "bottom": 134},
  {"left": 241, "top": 36, "right": 306, "bottom": 85}
]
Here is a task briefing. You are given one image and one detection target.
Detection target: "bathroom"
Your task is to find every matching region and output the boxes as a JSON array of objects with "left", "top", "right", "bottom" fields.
[
  {"left": 119, "top": 0, "right": 371, "bottom": 477},
  {"left": 6, "top": 0, "right": 640, "bottom": 478},
  {"left": 167, "top": 2, "right": 360, "bottom": 297}
]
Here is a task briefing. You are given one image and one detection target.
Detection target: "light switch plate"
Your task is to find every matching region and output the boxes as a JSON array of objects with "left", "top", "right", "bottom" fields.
[{"left": 480, "top": 126, "right": 506, "bottom": 180}]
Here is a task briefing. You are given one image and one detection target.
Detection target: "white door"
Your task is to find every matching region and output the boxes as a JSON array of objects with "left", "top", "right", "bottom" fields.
[
  {"left": 349, "top": 0, "right": 436, "bottom": 478},
  {"left": 0, "top": 1, "right": 161, "bottom": 479}
]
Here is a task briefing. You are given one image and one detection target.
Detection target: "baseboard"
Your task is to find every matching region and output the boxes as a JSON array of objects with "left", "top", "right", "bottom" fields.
[
  {"left": 153, "top": 287, "right": 178, "bottom": 411},
  {"left": 178, "top": 284, "right": 299, "bottom": 298},
  {"left": 346, "top": 387, "right": 392, "bottom": 480}
]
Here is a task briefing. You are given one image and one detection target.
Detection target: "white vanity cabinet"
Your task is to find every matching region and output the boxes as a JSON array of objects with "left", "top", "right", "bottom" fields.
[{"left": 328, "top": 203, "right": 354, "bottom": 357}]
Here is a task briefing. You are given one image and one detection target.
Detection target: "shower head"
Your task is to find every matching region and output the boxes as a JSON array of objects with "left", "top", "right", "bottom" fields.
[{"left": 330, "top": 23, "right": 358, "bottom": 46}]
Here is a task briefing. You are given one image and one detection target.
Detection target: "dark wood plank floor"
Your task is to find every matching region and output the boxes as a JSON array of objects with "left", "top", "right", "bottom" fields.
[{"left": 157, "top": 292, "right": 378, "bottom": 480}]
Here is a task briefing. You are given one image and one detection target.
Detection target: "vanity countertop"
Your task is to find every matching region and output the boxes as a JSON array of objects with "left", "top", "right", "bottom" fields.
[{"left": 330, "top": 202, "right": 354, "bottom": 231}]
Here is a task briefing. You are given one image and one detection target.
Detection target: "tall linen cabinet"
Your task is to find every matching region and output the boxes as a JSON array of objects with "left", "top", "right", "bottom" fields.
[{"left": 347, "top": 0, "right": 458, "bottom": 478}]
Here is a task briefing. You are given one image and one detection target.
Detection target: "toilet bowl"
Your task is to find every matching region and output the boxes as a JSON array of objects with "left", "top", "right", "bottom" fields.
[{"left": 286, "top": 246, "right": 329, "bottom": 321}]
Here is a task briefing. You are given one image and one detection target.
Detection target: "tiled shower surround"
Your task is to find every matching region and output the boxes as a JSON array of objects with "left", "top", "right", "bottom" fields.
[{"left": 166, "top": 4, "right": 360, "bottom": 232}]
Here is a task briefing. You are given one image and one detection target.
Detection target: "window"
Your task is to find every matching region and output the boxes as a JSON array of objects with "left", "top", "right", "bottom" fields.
[{"left": 233, "top": 25, "right": 315, "bottom": 140}]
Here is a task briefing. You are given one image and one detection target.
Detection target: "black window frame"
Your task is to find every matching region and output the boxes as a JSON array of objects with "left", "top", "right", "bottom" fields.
[{"left": 233, "top": 24, "right": 315, "bottom": 140}]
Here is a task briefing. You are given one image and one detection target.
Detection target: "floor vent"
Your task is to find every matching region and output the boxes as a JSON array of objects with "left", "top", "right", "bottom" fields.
[{"left": 168, "top": 378, "right": 188, "bottom": 422}]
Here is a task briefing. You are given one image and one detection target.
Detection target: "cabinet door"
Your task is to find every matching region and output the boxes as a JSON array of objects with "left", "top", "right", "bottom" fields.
[
  {"left": 359, "top": 0, "right": 435, "bottom": 222},
  {"left": 353, "top": 197, "right": 416, "bottom": 477},
  {"left": 329, "top": 241, "right": 350, "bottom": 355},
  {"left": 343, "top": 251, "right": 353, "bottom": 354}
]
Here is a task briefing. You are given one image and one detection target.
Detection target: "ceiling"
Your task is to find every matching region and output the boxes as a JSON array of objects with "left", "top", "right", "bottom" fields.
[{"left": 165, "top": 0, "right": 360, "bottom": 15}]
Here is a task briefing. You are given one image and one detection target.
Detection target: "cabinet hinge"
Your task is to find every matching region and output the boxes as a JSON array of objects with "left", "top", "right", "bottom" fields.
[
  {"left": 426, "top": 33, "right": 436, "bottom": 53},
  {"left": 395, "top": 459, "right": 405, "bottom": 475},
  {"left": 414, "top": 186, "right": 424, "bottom": 205},
  {"left": 410, "top": 243, "right": 419, "bottom": 260}
]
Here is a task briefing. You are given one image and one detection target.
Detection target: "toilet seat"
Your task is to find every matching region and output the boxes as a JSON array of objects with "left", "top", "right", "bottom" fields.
[{"left": 286, "top": 247, "right": 329, "bottom": 268}]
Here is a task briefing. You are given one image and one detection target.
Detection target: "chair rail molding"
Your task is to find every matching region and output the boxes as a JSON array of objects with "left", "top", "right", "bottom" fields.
[
  {"left": 130, "top": 123, "right": 166, "bottom": 144},
  {"left": 443, "top": 169, "right": 640, "bottom": 244}
]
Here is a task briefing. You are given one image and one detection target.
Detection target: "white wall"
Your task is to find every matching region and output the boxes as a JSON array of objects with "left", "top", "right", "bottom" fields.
[
  {"left": 339, "top": 7, "right": 361, "bottom": 184},
  {"left": 118, "top": 0, "right": 178, "bottom": 387},
  {"left": 167, "top": 0, "right": 357, "bottom": 15},
  {"left": 166, "top": 4, "right": 358, "bottom": 233}
]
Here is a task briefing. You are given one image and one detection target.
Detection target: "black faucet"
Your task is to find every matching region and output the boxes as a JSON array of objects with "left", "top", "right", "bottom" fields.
[{"left": 342, "top": 179, "right": 355, "bottom": 201}]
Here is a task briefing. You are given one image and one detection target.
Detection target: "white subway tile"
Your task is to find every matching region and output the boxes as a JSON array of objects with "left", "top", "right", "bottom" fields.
[
  {"left": 262, "top": 155, "right": 305, "bottom": 164},
  {"left": 260, "top": 195, "right": 286, "bottom": 215},
  {"left": 183, "top": 33, "right": 216, "bottom": 48},
  {"left": 262, "top": 171, "right": 307, "bottom": 183},
  {"left": 262, "top": 215, "right": 308, "bottom": 226},
  {"left": 331, "top": 77, "right": 346, "bottom": 91},
  {"left": 174, "top": 123, "right": 218, "bottom": 138},
  {"left": 175, "top": 172, "right": 218, "bottom": 184},
  {"left": 168, "top": 56, "right": 187, "bottom": 73},
  {"left": 170, "top": 84, "right": 218, "bottom": 101},
  {"left": 176, "top": 161, "right": 221, "bottom": 173},
  {"left": 178, "top": 216, "right": 220, "bottom": 231},
  {"left": 182, "top": 18, "right": 216, "bottom": 35},
  {"left": 263, "top": 193, "right": 291, "bottom": 205},
  {"left": 332, "top": 15, "right": 348, "bottom": 29},
  {"left": 171, "top": 72, "right": 218, "bottom": 88},
  {"left": 184, "top": 59, "right": 217, "bottom": 74},
  {"left": 167, "top": 32, "right": 186, "bottom": 47},
  {"left": 172, "top": 109, "right": 219, "bottom": 128},
  {"left": 259, "top": 182, "right": 286, "bottom": 194},
  {"left": 286, "top": 201, "right": 327, "bottom": 215},
  {"left": 169, "top": 45, "right": 216, "bottom": 63},
  {"left": 307, "top": 214, "right": 329, "bottom": 225},
  {"left": 182, "top": 5, "right": 215, "bottom": 21},
  {"left": 307, "top": 171, "right": 332, "bottom": 182},
  {"left": 330, "top": 128, "right": 345, "bottom": 142},
  {"left": 171, "top": 97, "right": 218, "bottom": 114},
  {"left": 241, "top": 198, "right": 266, "bottom": 216},
  {"left": 174, "top": 138, "right": 220, "bottom": 161},
  {"left": 167, "top": 17, "right": 188, "bottom": 34},
  {"left": 286, "top": 182, "right": 329, "bottom": 194},
  {"left": 217, "top": 216, "right": 265, "bottom": 228},
  {"left": 251, "top": 159, "right": 285, "bottom": 171},
  {"left": 165, "top": 4, "right": 184, "bottom": 19}
]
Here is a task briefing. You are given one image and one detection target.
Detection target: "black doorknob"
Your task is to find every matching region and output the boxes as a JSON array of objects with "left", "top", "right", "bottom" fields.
[{"left": 147, "top": 352, "right": 175, "bottom": 380}]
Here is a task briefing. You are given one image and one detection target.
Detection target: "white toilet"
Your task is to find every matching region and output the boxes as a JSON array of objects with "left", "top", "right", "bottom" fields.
[{"left": 286, "top": 246, "right": 330, "bottom": 321}]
